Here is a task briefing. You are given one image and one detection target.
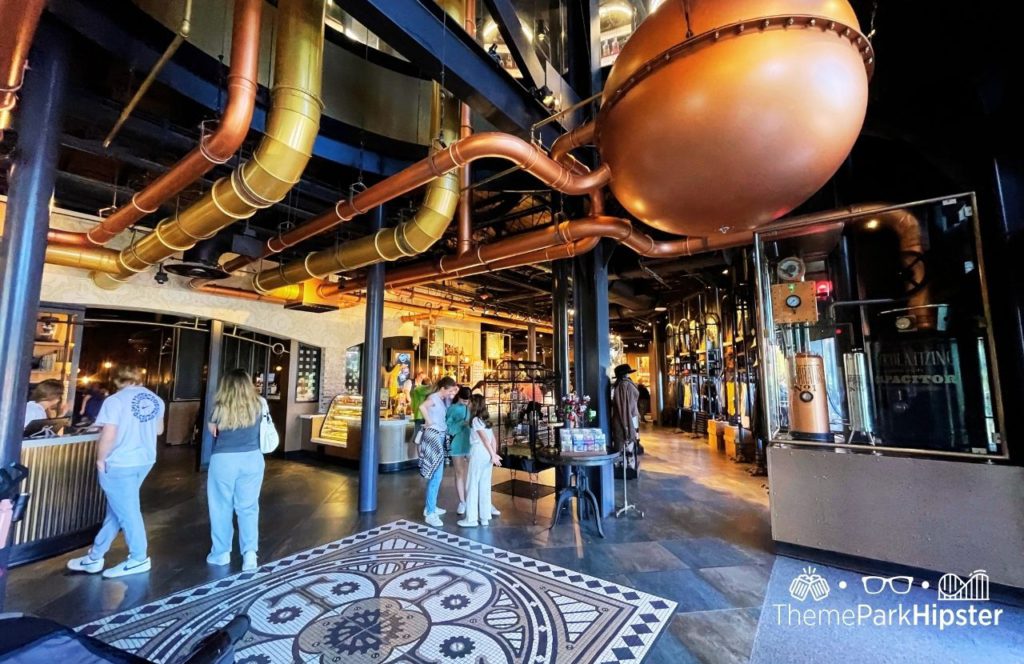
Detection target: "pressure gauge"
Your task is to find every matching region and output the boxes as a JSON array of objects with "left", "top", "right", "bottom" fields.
[
  {"left": 777, "top": 257, "right": 806, "bottom": 282},
  {"left": 895, "top": 316, "right": 914, "bottom": 331},
  {"left": 785, "top": 294, "right": 802, "bottom": 309}
]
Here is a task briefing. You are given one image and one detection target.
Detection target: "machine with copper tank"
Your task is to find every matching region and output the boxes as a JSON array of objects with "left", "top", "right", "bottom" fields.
[{"left": 754, "top": 194, "right": 1003, "bottom": 457}]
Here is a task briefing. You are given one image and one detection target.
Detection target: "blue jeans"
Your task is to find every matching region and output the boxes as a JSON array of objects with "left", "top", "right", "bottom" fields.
[
  {"left": 208, "top": 450, "right": 265, "bottom": 556},
  {"left": 90, "top": 464, "right": 153, "bottom": 562},
  {"left": 424, "top": 462, "right": 444, "bottom": 515}
]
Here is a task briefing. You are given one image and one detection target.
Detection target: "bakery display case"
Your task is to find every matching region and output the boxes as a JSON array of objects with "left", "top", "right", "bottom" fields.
[{"left": 306, "top": 394, "right": 417, "bottom": 471}]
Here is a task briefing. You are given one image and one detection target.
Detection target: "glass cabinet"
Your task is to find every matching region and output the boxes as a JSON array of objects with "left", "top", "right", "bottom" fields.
[{"left": 754, "top": 193, "right": 1004, "bottom": 458}]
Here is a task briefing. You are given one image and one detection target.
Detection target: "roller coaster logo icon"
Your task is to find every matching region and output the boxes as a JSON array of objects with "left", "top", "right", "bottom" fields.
[{"left": 937, "top": 570, "right": 990, "bottom": 602}]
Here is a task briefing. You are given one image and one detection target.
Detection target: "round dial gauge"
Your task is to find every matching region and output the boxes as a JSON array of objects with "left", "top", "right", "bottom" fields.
[
  {"left": 895, "top": 316, "right": 913, "bottom": 331},
  {"left": 777, "top": 257, "right": 806, "bottom": 282},
  {"left": 785, "top": 294, "right": 802, "bottom": 309}
]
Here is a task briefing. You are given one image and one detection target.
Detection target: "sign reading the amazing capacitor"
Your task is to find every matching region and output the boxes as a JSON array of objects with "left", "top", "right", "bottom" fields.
[{"left": 871, "top": 339, "right": 967, "bottom": 449}]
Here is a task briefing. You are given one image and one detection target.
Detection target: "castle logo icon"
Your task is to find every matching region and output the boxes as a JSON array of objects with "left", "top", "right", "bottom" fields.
[{"left": 937, "top": 570, "right": 989, "bottom": 601}]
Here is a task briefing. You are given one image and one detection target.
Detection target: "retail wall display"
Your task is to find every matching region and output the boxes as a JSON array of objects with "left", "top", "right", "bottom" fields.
[
  {"left": 755, "top": 193, "right": 1004, "bottom": 458},
  {"left": 297, "top": 344, "right": 322, "bottom": 403}
]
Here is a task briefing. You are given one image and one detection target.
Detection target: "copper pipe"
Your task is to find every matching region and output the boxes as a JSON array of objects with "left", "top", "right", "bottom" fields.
[
  {"left": 0, "top": 0, "right": 46, "bottom": 138},
  {"left": 549, "top": 120, "right": 595, "bottom": 174},
  {"left": 323, "top": 216, "right": 752, "bottom": 296},
  {"left": 389, "top": 288, "right": 551, "bottom": 327},
  {"left": 102, "top": 0, "right": 194, "bottom": 148},
  {"left": 47, "top": 229, "right": 95, "bottom": 246},
  {"left": 214, "top": 132, "right": 611, "bottom": 279},
  {"left": 83, "top": 0, "right": 261, "bottom": 246},
  {"left": 863, "top": 206, "right": 933, "bottom": 330},
  {"left": 91, "top": 0, "right": 325, "bottom": 289},
  {"left": 455, "top": 0, "right": 475, "bottom": 257}
]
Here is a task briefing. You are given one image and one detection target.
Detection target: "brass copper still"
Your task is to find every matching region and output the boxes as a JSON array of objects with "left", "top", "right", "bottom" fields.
[
  {"left": 90, "top": 0, "right": 325, "bottom": 289},
  {"left": 598, "top": 0, "right": 873, "bottom": 236},
  {"left": 788, "top": 352, "right": 832, "bottom": 441}
]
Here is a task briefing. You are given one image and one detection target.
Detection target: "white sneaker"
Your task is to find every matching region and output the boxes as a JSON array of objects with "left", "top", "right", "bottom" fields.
[
  {"left": 206, "top": 552, "right": 230, "bottom": 566},
  {"left": 242, "top": 552, "right": 258, "bottom": 572},
  {"left": 66, "top": 555, "right": 104, "bottom": 574},
  {"left": 102, "top": 557, "right": 151, "bottom": 578},
  {"left": 457, "top": 519, "right": 479, "bottom": 528},
  {"left": 480, "top": 520, "right": 490, "bottom": 527},
  {"left": 490, "top": 507, "right": 501, "bottom": 517},
  {"left": 457, "top": 502, "right": 466, "bottom": 515},
  {"left": 423, "top": 507, "right": 446, "bottom": 516},
  {"left": 425, "top": 513, "right": 444, "bottom": 527}
]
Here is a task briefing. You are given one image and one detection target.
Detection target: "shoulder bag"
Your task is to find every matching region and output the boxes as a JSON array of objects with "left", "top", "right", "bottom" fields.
[{"left": 259, "top": 397, "right": 280, "bottom": 454}]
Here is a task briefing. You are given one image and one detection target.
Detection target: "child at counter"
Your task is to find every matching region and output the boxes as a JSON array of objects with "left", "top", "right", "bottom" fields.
[{"left": 458, "top": 394, "right": 502, "bottom": 528}]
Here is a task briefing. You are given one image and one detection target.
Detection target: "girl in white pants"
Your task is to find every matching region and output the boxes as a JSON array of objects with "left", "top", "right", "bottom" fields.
[{"left": 458, "top": 394, "right": 502, "bottom": 527}]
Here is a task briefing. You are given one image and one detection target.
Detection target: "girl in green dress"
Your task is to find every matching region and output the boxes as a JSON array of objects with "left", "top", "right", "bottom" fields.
[{"left": 446, "top": 387, "right": 472, "bottom": 514}]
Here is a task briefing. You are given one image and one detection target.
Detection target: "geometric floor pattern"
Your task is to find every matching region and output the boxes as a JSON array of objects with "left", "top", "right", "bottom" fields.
[{"left": 78, "top": 521, "right": 677, "bottom": 663}]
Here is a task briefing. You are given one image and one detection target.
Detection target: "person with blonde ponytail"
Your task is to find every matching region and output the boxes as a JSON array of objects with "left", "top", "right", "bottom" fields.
[{"left": 206, "top": 369, "right": 266, "bottom": 571}]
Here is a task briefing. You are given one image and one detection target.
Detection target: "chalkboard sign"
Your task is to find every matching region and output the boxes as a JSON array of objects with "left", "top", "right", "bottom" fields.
[{"left": 173, "top": 328, "right": 207, "bottom": 401}]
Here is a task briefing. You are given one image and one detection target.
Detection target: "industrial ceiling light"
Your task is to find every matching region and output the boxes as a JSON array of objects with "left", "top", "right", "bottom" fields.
[{"left": 654, "top": 306, "right": 667, "bottom": 312}]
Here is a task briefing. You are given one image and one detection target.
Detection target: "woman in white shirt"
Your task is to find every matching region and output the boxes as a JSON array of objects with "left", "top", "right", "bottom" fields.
[
  {"left": 419, "top": 376, "right": 458, "bottom": 526},
  {"left": 458, "top": 394, "right": 502, "bottom": 528}
]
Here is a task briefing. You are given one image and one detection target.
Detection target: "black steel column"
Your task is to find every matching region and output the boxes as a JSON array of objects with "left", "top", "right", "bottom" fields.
[
  {"left": 0, "top": 24, "right": 68, "bottom": 607},
  {"left": 651, "top": 320, "right": 666, "bottom": 421},
  {"left": 552, "top": 260, "right": 571, "bottom": 400},
  {"left": 573, "top": 239, "right": 613, "bottom": 517},
  {"left": 199, "top": 320, "right": 225, "bottom": 471},
  {"left": 359, "top": 206, "right": 386, "bottom": 512}
]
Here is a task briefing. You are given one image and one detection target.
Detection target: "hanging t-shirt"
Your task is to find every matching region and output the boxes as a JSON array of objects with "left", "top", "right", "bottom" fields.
[
  {"left": 96, "top": 385, "right": 165, "bottom": 468},
  {"left": 24, "top": 401, "right": 47, "bottom": 427}
]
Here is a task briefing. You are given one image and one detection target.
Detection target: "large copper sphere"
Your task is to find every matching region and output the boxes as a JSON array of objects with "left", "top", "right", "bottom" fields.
[{"left": 597, "top": 0, "right": 872, "bottom": 236}]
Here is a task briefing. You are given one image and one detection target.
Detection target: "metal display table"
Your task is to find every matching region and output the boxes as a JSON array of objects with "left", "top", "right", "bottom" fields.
[{"left": 537, "top": 452, "right": 620, "bottom": 538}]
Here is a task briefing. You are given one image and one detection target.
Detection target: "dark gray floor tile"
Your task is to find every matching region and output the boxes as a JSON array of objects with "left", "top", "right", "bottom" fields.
[
  {"left": 670, "top": 607, "right": 761, "bottom": 664},
  {"left": 696, "top": 565, "right": 772, "bottom": 608},
  {"left": 625, "top": 569, "right": 735, "bottom": 613},
  {"left": 660, "top": 537, "right": 768, "bottom": 569}
]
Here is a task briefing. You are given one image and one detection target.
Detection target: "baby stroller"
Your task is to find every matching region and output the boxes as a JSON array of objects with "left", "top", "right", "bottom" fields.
[{"left": 0, "top": 613, "right": 249, "bottom": 664}]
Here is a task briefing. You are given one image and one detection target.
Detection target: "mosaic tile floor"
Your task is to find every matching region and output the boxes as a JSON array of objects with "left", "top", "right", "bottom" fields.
[{"left": 77, "top": 521, "right": 676, "bottom": 663}]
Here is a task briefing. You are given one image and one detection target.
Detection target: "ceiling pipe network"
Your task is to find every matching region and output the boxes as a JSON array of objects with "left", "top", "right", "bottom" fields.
[{"left": 83, "top": 0, "right": 325, "bottom": 289}]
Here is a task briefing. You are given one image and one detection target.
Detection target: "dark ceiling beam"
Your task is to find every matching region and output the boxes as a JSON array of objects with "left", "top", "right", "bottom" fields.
[
  {"left": 49, "top": 0, "right": 408, "bottom": 175},
  {"left": 481, "top": 0, "right": 579, "bottom": 113},
  {"left": 335, "top": 0, "right": 567, "bottom": 143}
]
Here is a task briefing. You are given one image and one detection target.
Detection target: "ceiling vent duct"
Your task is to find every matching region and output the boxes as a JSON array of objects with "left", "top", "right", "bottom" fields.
[
  {"left": 283, "top": 281, "right": 340, "bottom": 313},
  {"left": 163, "top": 231, "right": 264, "bottom": 280}
]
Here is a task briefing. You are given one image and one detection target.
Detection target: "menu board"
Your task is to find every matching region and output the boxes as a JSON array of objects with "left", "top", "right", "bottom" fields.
[{"left": 296, "top": 344, "right": 322, "bottom": 403}]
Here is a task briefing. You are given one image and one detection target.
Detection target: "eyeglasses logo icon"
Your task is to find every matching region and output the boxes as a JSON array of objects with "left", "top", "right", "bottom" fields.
[{"left": 861, "top": 575, "right": 913, "bottom": 595}]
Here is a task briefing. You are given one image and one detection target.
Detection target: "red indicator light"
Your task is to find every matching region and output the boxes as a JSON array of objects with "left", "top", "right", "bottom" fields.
[{"left": 815, "top": 280, "right": 833, "bottom": 298}]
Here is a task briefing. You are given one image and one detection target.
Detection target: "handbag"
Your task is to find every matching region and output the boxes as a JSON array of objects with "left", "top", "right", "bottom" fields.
[{"left": 258, "top": 397, "right": 279, "bottom": 454}]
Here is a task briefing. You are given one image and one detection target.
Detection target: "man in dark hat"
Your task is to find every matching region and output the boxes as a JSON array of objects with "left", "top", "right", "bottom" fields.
[{"left": 611, "top": 363, "right": 641, "bottom": 477}]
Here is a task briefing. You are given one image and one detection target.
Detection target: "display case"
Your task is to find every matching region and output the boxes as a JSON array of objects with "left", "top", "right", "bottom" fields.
[
  {"left": 314, "top": 394, "right": 363, "bottom": 445},
  {"left": 754, "top": 193, "right": 1004, "bottom": 458}
]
